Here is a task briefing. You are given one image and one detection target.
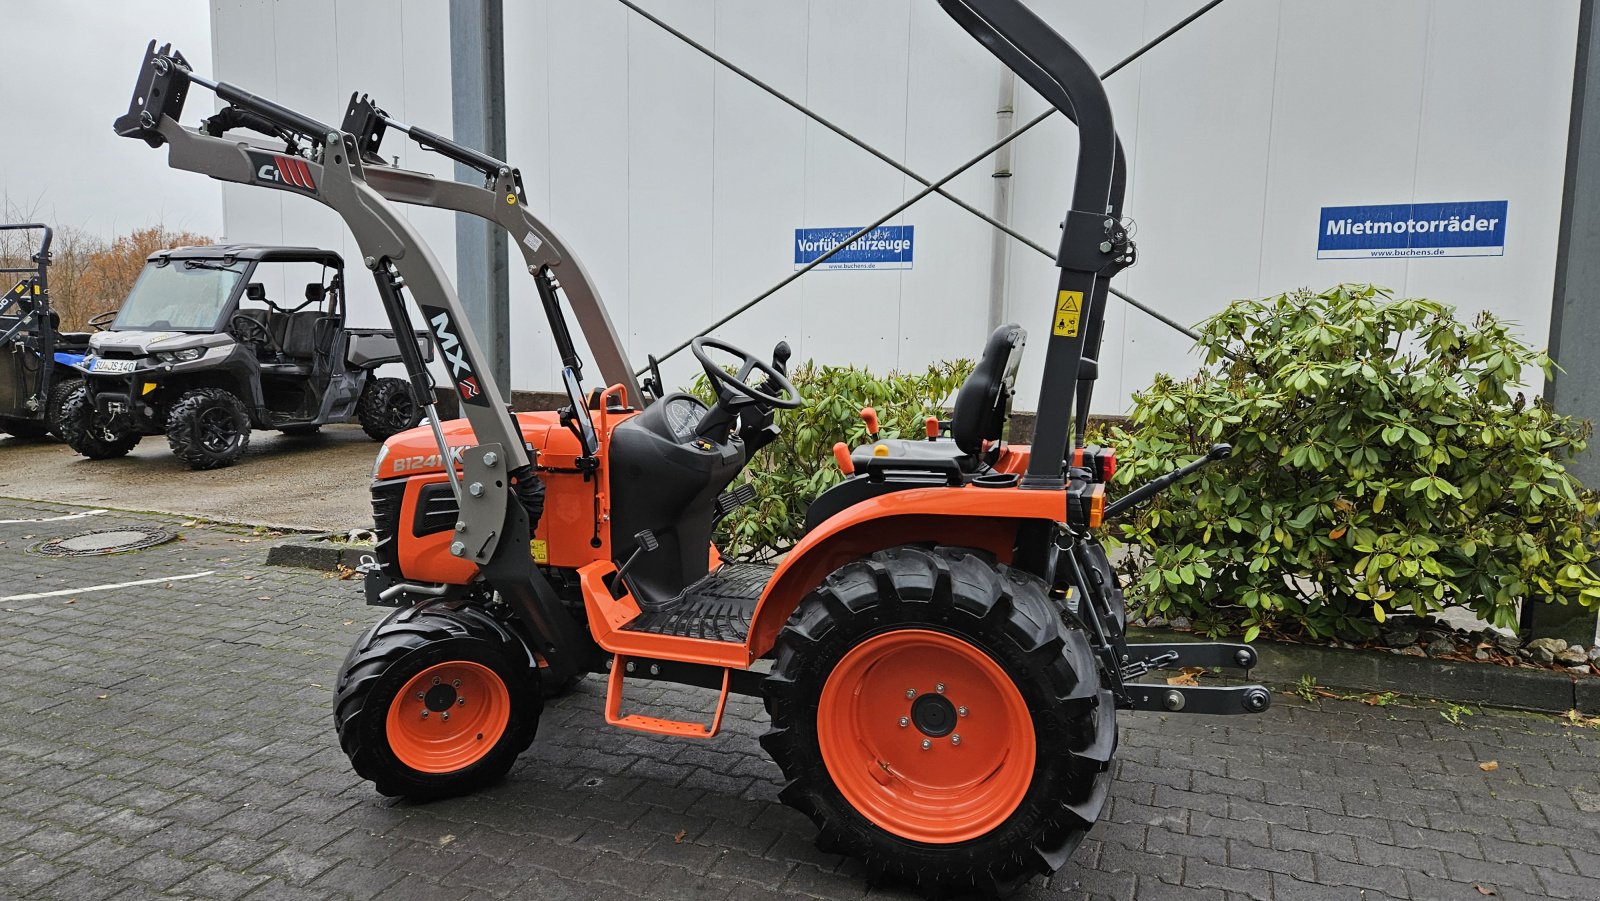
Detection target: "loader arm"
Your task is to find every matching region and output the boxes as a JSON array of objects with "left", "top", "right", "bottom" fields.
[
  {"left": 340, "top": 95, "right": 639, "bottom": 402},
  {"left": 113, "top": 42, "right": 590, "bottom": 678}
]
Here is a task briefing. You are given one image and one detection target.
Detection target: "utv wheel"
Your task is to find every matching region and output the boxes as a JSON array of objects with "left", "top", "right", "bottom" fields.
[
  {"left": 166, "top": 387, "right": 251, "bottom": 470},
  {"left": 335, "top": 603, "right": 541, "bottom": 800},
  {"left": 46, "top": 377, "right": 82, "bottom": 440},
  {"left": 358, "top": 377, "right": 422, "bottom": 441},
  {"left": 59, "top": 384, "right": 141, "bottom": 459},
  {"left": 0, "top": 416, "right": 51, "bottom": 440},
  {"left": 762, "top": 546, "right": 1115, "bottom": 896}
]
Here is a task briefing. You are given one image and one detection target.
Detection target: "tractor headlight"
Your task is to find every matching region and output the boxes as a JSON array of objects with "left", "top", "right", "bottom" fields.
[
  {"left": 155, "top": 348, "right": 205, "bottom": 363},
  {"left": 372, "top": 443, "right": 391, "bottom": 480}
]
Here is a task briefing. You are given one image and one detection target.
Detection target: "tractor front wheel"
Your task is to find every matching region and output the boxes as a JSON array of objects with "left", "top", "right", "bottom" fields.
[
  {"left": 335, "top": 603, "right": 541, "bottom": 800},
  {"left": 762, "top": 546, "right": 1115, "bottom": 895}
]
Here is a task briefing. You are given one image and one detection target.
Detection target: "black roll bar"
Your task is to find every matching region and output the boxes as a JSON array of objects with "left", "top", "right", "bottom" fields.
[{"left": 937, "top": 0, "right": 1134, "bottom": 490}]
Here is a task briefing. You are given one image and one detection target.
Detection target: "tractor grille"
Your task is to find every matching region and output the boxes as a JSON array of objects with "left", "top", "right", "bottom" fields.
[
  {"left": 369, "top": 479, "right": 407, "bottom": 579},
  {"left": 413, "top": 482, "right": 458, "bottom": 537}
]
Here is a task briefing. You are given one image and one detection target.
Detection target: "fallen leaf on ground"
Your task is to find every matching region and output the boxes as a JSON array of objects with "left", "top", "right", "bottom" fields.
[
  {"left": 674, "top": 830, "right": 686, "bottom": 844},
  {"left": 1166, "top": 667, "right": 1207, "bottom": 687},
  {"left": 1474, "top": 885, "right": 1496, "bottom": 896},
  {"left": 1478, "top": 761, "right": 1499, "bottom": 772},
  {"left": 96, "top": 694, "right": 108, "bottom": 700},
  {"left": 438, "top": 834, "right": 454, "bottom": 846}
]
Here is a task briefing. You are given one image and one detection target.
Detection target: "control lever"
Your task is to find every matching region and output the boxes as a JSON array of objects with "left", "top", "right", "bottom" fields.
[
  {"left": 1103, "top": 443, "right": 1231, "bottom": 520},
  {"left": 771, "top": 340, "right": 791, "bottom": 376},
  {"left": 860, "top": 407, "right": 880, "bottom": 442},
  {"left": 612, "top": 530, "right": 659, "bottom": 595}
]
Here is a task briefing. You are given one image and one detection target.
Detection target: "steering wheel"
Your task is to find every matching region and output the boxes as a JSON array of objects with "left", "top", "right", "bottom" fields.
[
  {"left": 691, "top": 336, "right": 801, "bottom": 410},
  {"left": 87, "top": 311, "right": 118, "bottom": 332},
  {"left": 229, "top": 315, "right": 285, "bottom": 356}
]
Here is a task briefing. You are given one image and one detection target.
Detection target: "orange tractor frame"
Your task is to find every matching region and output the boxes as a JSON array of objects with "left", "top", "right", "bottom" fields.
[{"left": 117, "top": 1, "right": 1267, "bottom": 894}]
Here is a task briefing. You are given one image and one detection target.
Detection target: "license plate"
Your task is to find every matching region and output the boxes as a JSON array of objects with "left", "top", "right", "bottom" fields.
[{"left": 91, "top": 358, "right": 137, "bottom": 373}]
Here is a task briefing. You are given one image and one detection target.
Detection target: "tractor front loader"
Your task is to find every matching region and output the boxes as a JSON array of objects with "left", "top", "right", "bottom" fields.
[{"left": 115, "top": 0, "right": 1268, "bottom": 894}]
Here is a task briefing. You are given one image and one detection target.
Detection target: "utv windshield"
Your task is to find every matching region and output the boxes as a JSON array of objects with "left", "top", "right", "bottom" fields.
[{"left": 113, "top": 259, "right": 246, "bottom": 331}]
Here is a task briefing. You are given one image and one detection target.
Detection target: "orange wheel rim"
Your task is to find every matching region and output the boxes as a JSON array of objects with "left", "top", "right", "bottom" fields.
[
  {"left": 386, "top": 661, "right": 510, "bottom": 773},
  {"left": 817, "top": 629, "right": 1036, "bottom": 844}
]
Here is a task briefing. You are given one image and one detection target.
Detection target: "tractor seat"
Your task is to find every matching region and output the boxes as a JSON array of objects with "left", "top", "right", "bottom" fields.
[{"left": 852, "top": 323, "right": 1026, "bottom": 481}]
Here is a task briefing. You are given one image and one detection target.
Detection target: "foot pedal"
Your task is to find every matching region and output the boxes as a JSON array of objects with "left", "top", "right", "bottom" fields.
[
  {"left": 605, "top": 654, "right": 730, "bottom": 738},
  {"left": 713, "top": 483, "right": 757, "bottom": 519}
]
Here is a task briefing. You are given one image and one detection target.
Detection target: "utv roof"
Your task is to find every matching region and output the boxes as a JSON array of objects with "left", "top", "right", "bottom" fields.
[{"left": 146, "top": 244, "right": 342, "bottom": 266}]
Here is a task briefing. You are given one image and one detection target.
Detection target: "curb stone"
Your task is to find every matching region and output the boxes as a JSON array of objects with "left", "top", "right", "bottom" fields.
[
  {"left": 1127, "top": 626, "right": 1596, "bottom": 714},
  {"left": 264, "top": 534, "right": 375, "bottom": 571}
]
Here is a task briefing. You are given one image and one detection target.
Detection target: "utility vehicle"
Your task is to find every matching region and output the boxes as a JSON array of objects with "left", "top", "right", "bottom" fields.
[
  {"left": 62, "top": 244, "right": 425, "bottom": 468},
  {"left": 118, "top": 1, "right": 1267, "bottom": 893},
  {"left": 0, "top": 223, "right": 88, "bottom": 440}
]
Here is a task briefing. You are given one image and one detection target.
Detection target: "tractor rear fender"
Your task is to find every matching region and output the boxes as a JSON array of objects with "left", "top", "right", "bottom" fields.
[{"left": 744, "top": 485, "right": 1066, "bottom": 658}]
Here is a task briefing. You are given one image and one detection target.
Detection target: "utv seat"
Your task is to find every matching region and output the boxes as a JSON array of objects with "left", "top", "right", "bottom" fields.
[
  {"left": 849, "top": 323, "right": 1026, "bottom": 481},
  {"left": 235, "top": 307, "right": 313, "bottom": 376},
  {"left": 280, "top": 311, "right": 325, "bottom": 359}
]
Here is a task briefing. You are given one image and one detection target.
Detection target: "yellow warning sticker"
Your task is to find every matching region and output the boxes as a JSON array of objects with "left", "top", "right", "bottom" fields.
[
  {"left": 1054, "top": 290, "right": 1083, "bottom": 337},
  {"left": 530, "top": 539, "right": 549, "bottom": 564}
]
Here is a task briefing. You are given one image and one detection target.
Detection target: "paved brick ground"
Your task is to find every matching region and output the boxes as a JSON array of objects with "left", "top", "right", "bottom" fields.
[{"left": 2, "top": 497, "right": 1598, "bottom": 901}]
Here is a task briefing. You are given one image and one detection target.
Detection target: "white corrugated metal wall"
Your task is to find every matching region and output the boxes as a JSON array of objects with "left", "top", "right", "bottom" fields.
[{"left": 210, "top": 0, "right": 1580, "bottom": 413}]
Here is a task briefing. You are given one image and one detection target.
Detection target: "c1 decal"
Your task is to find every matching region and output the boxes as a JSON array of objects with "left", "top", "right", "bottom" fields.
[
  {"left": 422, "top": 305, "right": 489, "bottom": 407},
  {"left": 246, "top": 149, "right": 318, "bottom": 194}
]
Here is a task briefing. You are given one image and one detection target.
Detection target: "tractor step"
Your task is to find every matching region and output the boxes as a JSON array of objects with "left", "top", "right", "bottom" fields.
[
  {"left": 604, "top": 654, "right": 731, "bottom": 738},
  {"left": 619, "top": 562, "right": 771, "bottom": 643}
]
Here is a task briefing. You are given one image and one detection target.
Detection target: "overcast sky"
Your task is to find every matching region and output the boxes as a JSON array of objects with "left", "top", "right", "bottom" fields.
[{"left": 0, "top": 0, "right": 221, "bottom": 240}]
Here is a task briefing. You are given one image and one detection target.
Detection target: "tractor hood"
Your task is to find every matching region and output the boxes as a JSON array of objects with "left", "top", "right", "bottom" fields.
[{"left": 89, "top": 331, "right": 233, "bottom": 356}]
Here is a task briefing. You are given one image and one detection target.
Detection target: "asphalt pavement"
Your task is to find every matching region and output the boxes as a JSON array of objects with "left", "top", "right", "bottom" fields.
[
  {"left": 0, "top": 426, "right": 378, "bottom": 531},
  {"left": 2, "top": 497, "right": 1599, "bottom": 900}
]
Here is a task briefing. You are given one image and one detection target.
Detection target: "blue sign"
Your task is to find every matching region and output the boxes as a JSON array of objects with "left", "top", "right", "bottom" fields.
[
  {"left": 1318, "top": 200, "right": 1507, "bottom": 259},
  {"left": 795, "top": 225, "right": 914, "bottom": 270}
]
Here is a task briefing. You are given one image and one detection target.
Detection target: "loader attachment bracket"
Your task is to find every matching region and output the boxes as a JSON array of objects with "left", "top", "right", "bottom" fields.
[{"left": 114, "top": 41, "right": 192, "bottom": 148}]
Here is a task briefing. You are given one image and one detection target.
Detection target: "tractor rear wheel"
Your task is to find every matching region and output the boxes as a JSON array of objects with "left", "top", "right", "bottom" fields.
[
  {"left": 335, "top": 603, "right": 542, "bottom": 800},
  {"left": 762, "top": 546, "right": 1115, "bottom": 896}
]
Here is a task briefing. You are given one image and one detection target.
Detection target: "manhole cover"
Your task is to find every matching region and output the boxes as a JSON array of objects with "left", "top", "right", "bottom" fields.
[{"left": 32, "top": 527, "right": 174, "bottom": 557}]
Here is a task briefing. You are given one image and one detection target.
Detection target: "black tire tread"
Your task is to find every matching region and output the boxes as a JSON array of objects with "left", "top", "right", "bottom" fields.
[
  {"left": 761, "top": 545, "right": 1115, "bottom": 897},
  {"left": 46, "top": 376, "right": 81, "bottom": 440},
  {"left": 166, "top": 387, "right": 251, "bottom": 470},
  {"left": 357, "top": 377, "right": 421, "bottom": 441},
  {"left": 334, "top": 603, "right": 541, "bottom": 800},
  {"left": 58, "top": 383, "right": 141, "bottom": 459}
]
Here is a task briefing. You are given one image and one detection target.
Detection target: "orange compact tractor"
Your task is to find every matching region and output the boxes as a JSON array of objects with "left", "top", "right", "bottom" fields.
[{"left": 117, "top": 1, "right": 1266, "bottom": 893}]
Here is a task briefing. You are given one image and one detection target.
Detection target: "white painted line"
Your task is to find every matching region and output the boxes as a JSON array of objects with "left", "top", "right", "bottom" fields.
[
  {"left": 0, "top": 570, "right": 217, "bottom": 602},
  {"left": 0, "top": 508, "right": 109, "bottom": 525}
]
